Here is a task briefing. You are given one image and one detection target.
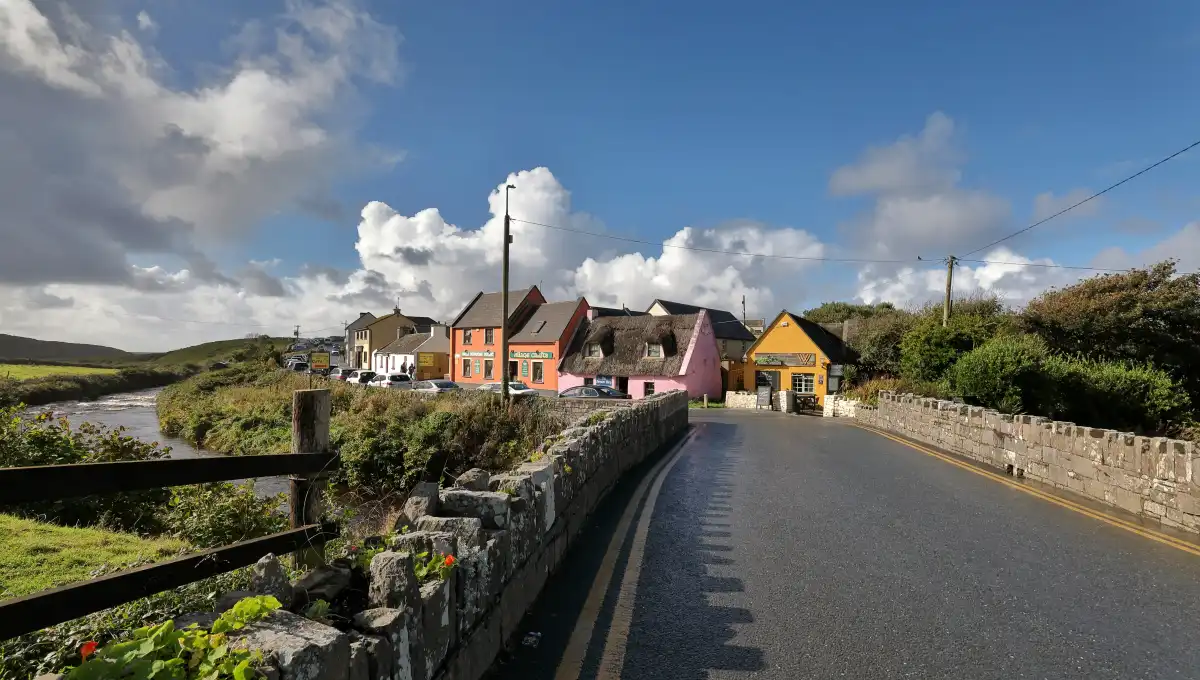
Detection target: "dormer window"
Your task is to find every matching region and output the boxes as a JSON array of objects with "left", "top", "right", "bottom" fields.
[
  {"left": 646, "top": 343, "right": 663, "bottom": 358},
  {"left": 585, "top": 343, "right": 602, "bottom": 358}
]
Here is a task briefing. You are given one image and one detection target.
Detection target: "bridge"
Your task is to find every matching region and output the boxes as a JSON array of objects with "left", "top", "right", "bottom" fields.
[{"left": 494, "top": 409, "right": 1200, "bottom": 679}]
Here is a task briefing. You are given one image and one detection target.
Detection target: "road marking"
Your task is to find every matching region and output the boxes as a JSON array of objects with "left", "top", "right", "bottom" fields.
[
  {"left": 553, "top": 428, "right": 697, "bottom": 680},
  {"left": 855, "top": 423, "right": 1200, "bottom": 558}
]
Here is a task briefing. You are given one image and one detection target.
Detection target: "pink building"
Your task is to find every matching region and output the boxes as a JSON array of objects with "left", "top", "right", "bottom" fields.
[{"left": 557, "top": 309, "right": 722, "bottom": 399}]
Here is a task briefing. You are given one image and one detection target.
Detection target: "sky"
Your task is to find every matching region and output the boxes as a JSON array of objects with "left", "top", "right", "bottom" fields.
[{"left": 1, "top": 0, "right": 1199, "bottom": 351}]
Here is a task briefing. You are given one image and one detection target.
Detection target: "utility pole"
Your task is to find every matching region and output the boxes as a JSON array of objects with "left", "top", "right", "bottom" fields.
[
  {"left": 501, "top": 184, "right": 515, "bottom": 403},
  {"left": 742, "top": 294, "right": 746, "bottom": 325},
  {"left": 942, "top": 256, "right": 956, "bottom": 327}
]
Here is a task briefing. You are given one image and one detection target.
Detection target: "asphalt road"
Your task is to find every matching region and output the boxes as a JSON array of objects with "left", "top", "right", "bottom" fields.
[{"left": 491, "top": 410, "right": 1200, "bottom": 680}]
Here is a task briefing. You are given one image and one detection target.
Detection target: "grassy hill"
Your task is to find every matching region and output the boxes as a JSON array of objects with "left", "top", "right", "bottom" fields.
[
  {"left": 0, "top": 333, "right": 140, "bottom": 363},
  {"left": 150, "top": 337, "right": 294, "bottom": 366}
]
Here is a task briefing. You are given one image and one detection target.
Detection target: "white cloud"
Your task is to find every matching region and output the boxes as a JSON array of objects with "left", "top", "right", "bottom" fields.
[
  {"left": 1093, "top": 221, "right": 1200, "bottom": 272},
  {"left": 1032, "top": 188, "right": 1102, "bottom": 221},
  {"left": 829, "top": 111, "right": 962, "bottom": 197},
  {"left": 136, "top": 11, "right": 156, "bottom": 32}
]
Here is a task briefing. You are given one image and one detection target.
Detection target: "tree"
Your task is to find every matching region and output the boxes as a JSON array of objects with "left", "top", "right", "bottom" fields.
[
  {"left": 802, "top": 301, "right": 897, "bottom": 324},
  {"left": 1021, "top": 260, "right": 1200, "bottom": 401},
  {"left": 846, "top": 311, "right": 916, "bottom": 378}
]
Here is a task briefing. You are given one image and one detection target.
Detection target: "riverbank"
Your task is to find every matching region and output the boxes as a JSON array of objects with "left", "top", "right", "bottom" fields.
[
  {"left": 156, "top": 364, "right": 568, "bottom": 496},
  {"left": 1, "top": 365, "right": 195, "bottom": 408}
]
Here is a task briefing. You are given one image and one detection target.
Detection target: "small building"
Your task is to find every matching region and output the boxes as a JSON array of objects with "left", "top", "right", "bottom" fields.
[
  {"left": 450, "top": 287, "right": 546, "bottom": 386},
  {"left": 743, "top": 311, "right": 857, "bottom": 407},
  {"left": 559, "top": 309, "right": 722, "bottom": 400},
  {"left": 373, "top": 324, "right": 451, "bottom": 380},
  {"left": 353, "top": 308, "right": 436, "bottom": 371},
  {"left": 506, "top": 298, "right": 590, "bottom": 394},
  {"left": 646, "top": 299, "right": 757, "bottom": 393},
  {"left": 344, "top": 312, "right": 376, "bottom": 369}
]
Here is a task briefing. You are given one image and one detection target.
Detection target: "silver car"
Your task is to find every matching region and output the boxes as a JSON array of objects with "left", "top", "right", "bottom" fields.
[
  {"left": 412, "top": 379, "right": 462, "bottom": 393},
  {"left": 477, "top": 381, "right": 538, "bottom": 397},
  {"left": 367, "top": 373, "right": 414, "bottom": 389}
]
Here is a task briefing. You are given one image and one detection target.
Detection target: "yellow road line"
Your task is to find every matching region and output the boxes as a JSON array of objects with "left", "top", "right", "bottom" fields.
[{"left": 854, "top": 423, "right": 1200, "bottom": 558}]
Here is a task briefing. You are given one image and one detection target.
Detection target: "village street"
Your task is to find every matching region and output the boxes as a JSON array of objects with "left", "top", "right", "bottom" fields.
[{"left": 493, "top": 410, "right": 1200, "bottom": 680}]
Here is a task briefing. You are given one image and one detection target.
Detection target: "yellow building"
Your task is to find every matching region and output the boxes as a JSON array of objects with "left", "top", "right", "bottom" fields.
[{"left": 743, "top": 311, "right": 856, "bottom": 406}]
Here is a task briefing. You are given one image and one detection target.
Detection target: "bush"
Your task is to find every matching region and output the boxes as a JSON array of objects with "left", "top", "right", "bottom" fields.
[
  {"left": 845, "top": 311, "right": 916, "bottom": 378},
  {"left": 1043, "top": 356, "right": 1190, "bottom": 434},
  {"left": 0, "top": 367, "right": 193, "bottom": 409},
  {"left": 899, "top": 320, "right": 978, "bottom": 382},
  {"left": 846, "top": 377, "right": 949, "bottom": 405},
  {"left": 163, "top": 483, "right": 288, "bottom": 549},
  {"left": 949, "top": 335, "right": 1051, "bottom": 414}
]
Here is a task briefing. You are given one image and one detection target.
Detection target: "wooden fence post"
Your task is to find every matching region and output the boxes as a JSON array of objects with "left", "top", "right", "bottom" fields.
[{"left": 290, "top": 388, "right": 331, "bottom": 571}]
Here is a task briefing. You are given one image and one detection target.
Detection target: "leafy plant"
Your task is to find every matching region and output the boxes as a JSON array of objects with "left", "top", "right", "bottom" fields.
[
  {"left": 412, "top": 551, "right": 456, "bottom": 584},
  {"left": 302, "top": 600, "right": 332, "bottom": 625},
  {"left": 63, "top": 595, "right": 280, "bottom": 679},
  {"left": 949, "top": 334, "right": 1052, "bottom": 414},
  {"left": 163, "top": 483, "right": 288, "bottom": 549}
]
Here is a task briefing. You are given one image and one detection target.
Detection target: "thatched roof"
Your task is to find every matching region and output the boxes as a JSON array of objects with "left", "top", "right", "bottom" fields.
[{"left": 560, "top": 313, "right": 700, "bottom": 377}]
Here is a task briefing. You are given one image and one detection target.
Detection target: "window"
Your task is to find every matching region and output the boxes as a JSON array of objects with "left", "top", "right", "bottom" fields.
[
  {"left": 583, "top": 387, "right": 599, "bottom": 397},
  {"left": 585, "top": 343, "right": 602, "bottom": 358},
  {"left": 583, "top": 377, "right": 594, "bottom": 385},
  {"left": 792, "top": 373, "right": 815, "bottom": 393},
  {"left": 532, "top": 361, "right": 544, "bottom": 384},
  {"left": 646, "top": 343, "right": 663, "bottom": 358},
  {"left": 461, "top": 358, "right": 471, "bottom": 377},
  {"left": 485, "top": 328, "right": 494, "bottom": 344},
  {"left": 643, "top": 381, "right": 656, "bottom": 397},
  {"left": 463, "top": 329, "right": 473, "bottom": 345},
  {"left": 484, "top": 359, "right": 494, "bottom": 380}
]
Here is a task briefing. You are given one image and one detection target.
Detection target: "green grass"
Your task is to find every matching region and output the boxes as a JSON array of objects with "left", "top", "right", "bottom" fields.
[
  {"left": 0, "top": 514, "right": 187, "bottom": 600},
  {"left": 688, "top": 399, "right": 726, "bottom": 408},
  {"left": 150, "top": 337, "right": 294, "bottom": 366},
  {"left": 0, "top": 364, "right": 120, "bottom": 380}
]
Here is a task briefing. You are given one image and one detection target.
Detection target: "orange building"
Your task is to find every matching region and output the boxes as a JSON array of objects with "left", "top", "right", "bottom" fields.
[
  {"left": 449, "top": 287, "right": 545, "bottom": 386},
  {"left": 506, "top": 298, "right": 589, "bottom": 393}
]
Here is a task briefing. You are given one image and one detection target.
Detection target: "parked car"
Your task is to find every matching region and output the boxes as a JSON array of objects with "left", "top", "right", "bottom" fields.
[
  {"left": 329, "top": 367, "right": 354, "bottom": 381},
  {"left": 367, "top": 373, "right": 414, "bottom": 389},
  {"left": 412, "top": 379, "right": 462, "bottom": 393},
  {"left": 477, "top": 381, "right": 538, "bottom": 397},
  {"left": 346, "top": 370, "right": 376, "bottom": 384},
  {"left": 288, "top": 362, "right": 309, "bottom": 373},
  {"left": 559, "top": 385, "right": 631, "bottom": 399}
]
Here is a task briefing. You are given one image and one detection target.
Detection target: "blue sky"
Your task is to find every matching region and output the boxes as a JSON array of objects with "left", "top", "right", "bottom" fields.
[{"left": 3, "top": 0, "right": 1200, "bottom": 348}]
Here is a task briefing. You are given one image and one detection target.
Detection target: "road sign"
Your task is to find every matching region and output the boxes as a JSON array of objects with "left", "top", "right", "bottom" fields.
[{"left": 310, "top": 352, "right": 330, "bottom": 370}]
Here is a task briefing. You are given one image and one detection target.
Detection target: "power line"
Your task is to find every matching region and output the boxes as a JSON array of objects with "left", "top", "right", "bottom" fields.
[
  {"left": 510, "top": 217, "right": 918, "bottom": 265},
  {"left": 956, "top": 258, "right": 1130, "bottom": 272},
  {"left": 963, "top": 137, "right": 1200, "bottom": 257}
]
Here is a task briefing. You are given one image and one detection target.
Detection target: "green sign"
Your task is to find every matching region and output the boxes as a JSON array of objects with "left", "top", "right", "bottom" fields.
[
  {"left": 462, "top": 350, "right": 494, "bottom": 357},
  {"left": 755, "top": 352, "right": 816, "bottom": 367},
  {"left": 473, "top": 359, "right": 481, "bottom": 375},
  {"left": 510, "top": 350, "right": 554, "bottom": 359},
  {"left": 521, "top": 360, "right": 529, "bottom": 377}
]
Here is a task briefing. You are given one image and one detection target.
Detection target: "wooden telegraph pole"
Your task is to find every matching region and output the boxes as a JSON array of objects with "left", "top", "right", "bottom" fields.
[
  {"left": 501, "top": 184, "right": 515, "bottom": 402},
  {"left": 942, "top": 256, "right": 956, "bottom": 327}
]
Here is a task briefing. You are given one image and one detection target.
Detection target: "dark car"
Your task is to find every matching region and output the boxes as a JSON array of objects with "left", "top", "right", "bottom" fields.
[{"left": 559, "top": 385, "right": 631, "bottom": 399}]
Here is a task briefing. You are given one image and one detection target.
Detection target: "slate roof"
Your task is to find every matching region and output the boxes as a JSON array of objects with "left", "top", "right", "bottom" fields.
[
  {"left": 787, "top": 313, "right": 857, "bottom": 363},
  {"left": 560, "top": 313, "right": 701, "bottom": 377},
  {"left": 345, "top": 313, "right": 377, "bottom": 332},
  {"left": 416, "top": 328, "right": 450, "bottom": 353},
  {"left": 406, "top": 316, "right": 439, "bottom": 328},
  {"left": 451, "top": 288, "right": 534, "bottom": 328},
  {"left": 648, "top": 299, "right": 756, "bottom": 342},
  {"left": 377, "top": 333, "right": 430, "bottom": 355},
  {"left": 509, "top": 299, "right": 583, "bottom": 343},
  {"left": 590, "top": 306, "right": 648, "bottom": 318}
]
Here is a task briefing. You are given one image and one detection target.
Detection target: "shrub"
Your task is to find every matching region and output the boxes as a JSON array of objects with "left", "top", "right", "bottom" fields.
[
  {"left": 845, "top": 311, "right": 916, "bottom": 379},
  {"left": 163, "top": 483, "right": 288, "bottom": 549},
  {"left": 1043, "top": 355, "right": 1190, "bottom": 434},
  {"left": 802, "top": 301, "right": 898, "bottom": 324},
  {"left": 949, "top": 335, "right": 1052, "bottom": 414},
  {"left": 846, "top": 377, "right": 949, "bottom": 405},
  {"left": 899, "top": 320, "right": 978, "bottom": 382}
]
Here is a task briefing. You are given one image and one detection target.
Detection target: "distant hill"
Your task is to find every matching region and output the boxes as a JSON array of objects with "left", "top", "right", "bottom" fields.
[
  {"left": 150, "top": 337, "right": 294, "bottom": 366},
  {"left": 0, "top": 334, "right": 138, "bottom": 363}
]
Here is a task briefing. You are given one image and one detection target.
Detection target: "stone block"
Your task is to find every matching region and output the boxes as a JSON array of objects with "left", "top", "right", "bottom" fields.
[
  {"left": 295, "top": 562, "right": 353, "bottom": 604},
  {"left": 499, "top": 551, "right": 547, "bottom": 642},
  {"left": 368, "top": 551, "right": 420, "bottom": 611},
  {"left": 233, "top": 610, "right": 350, "bottom": 680},
  {"left": 439, "top": 490, "right": 513, "bottom": 530},
  {"left": 1083, "top": 478, "right": 1109, "bottom": 501},
  {"left": 420, "top": 578, "right": 456, "bottom": 676},
  {"left": 1111, "top": 487, "right": 1143, "bottom": 515},
  {"left": 390, "top": 530, "right": 457, "bottom": 559},
  {"left": 251, "top": 553, "right": 294, "bottom": 609},
  {"left": 1135, "top": 436, "right": 1155, "bottom": 477},
  {"left": 353, "top": 608, "right": 419, "bottom": 680},
  {"left": 1144, "top": 499, "right": 1167, "bottom": 517},
  {"left": 348, "top": 635, "right": 370, "bottom": 680},
  {"left": 441, "top": 612, "right": 501, "bottom": 680},
  {"left": 454, "top": 468, "right": 491, "bottom": 491},
  {"left": 414, "top": 516, "right": 485, "bottom": 553},
  {"left": 1068, "top": 455, "right": 1096, "bottom": 480},
  {"left": 455, "top": 534, "right": 505, "bottom": 637},
  {"left": 397, "top": 482, "right": 441, "bottom": 529}
]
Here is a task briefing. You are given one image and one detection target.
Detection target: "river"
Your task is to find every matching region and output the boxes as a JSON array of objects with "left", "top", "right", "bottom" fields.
[{"left": 30, "top": 388, "right": 288, "bottom": 497}]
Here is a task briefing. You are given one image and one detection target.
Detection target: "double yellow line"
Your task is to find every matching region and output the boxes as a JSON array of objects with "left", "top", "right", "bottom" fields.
[{"left": 855, "top": 423, "right": 1200, "bottom": 558}]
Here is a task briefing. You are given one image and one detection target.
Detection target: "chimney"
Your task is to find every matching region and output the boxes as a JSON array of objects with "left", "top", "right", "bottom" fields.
[
  {"left": 394, "top": 306, "right": 402, "bottom": 316},
  {"left": 587, "top": 308, "right": 598, "bottom": 321},
  {"left": 359, "top": 312, "right": 370, "bottom": 318}
]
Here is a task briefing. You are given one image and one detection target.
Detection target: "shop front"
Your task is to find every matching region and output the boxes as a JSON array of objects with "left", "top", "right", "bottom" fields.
[
  {"left": 744, "top": 311, "right": 855, "bottom": 408},
  {"left": 507, "top": 347, "right": 558, "bottom": 393}
]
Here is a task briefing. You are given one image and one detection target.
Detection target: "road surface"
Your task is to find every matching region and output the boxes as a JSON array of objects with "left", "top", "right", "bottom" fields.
[{"left": 492, "top": 409, "right": 1200, "bottom": 680}]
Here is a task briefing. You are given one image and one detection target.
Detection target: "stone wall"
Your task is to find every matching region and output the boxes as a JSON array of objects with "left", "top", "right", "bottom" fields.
[
  {"left": 823, "top": 395, "right": 859, "bottom": 418},
  {"left": 231, "top": 389, "right": 690, "bottom": 680},
  {"left": 725, "top": 391, "right": 757, "bottom": 409},
  {"left": 857, "top": 391, "right": 1200, "bottom": 534},
  {"left": 546, "top": 396, "right": 636, "bottom": 423}
]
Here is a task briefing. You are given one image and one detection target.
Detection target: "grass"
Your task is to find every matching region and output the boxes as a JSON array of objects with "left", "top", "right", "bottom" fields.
[
  {"left": 0, "top": 514, "right": 187, "bottom": 600},
  {"left": 0, "top": 364, "right": 119, "bottom": 380},
  {"left": 150, "top": 337, "right": 294, "bottom": 366},
  {"left": 688, "top": 398, "right": 726, "bottom": 408}
]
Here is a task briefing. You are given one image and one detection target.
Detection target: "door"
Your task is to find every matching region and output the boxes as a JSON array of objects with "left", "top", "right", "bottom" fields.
[
  {"left": 617, "top": 376, "right": 629, "bottom": 394},
  {"left": 756, "top": 370, "right": 780, "bottom": 391},
  {"left": 509, "top": 361, "right": 519, "bottom": 381}
]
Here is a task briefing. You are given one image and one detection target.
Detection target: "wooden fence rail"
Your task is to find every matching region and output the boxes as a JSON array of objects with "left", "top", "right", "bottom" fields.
[{"left": 0, "top": 389, "right": 338, "bottom": 641}]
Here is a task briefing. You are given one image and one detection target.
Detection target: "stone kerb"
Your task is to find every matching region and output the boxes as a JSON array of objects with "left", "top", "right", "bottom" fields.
[
  {"left": 217, "top": 388, "right": 689, "bottom": 680},
  {"left": 855, "top": 390, "right": 1200, "bottom": 535}
]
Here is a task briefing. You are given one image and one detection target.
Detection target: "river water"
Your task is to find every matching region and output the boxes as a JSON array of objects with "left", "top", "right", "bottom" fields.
[{"left": 29, "top": 388, "right": 288, "bottom": 497}]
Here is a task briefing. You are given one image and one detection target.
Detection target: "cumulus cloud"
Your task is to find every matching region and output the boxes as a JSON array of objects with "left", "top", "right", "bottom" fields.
[
  {"left": 0, "top": 0, "right": 402, "bottom": 287},
  {"left": 1032, "top": 188, "right": 1103, "bottom": 221},
  {"left": 1093, "top": 221, "right": 1200, "bottom": 272}
]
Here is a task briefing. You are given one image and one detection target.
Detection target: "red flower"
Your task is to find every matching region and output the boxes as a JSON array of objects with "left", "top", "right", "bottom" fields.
[
  {"left": 443, "top": 555, "right": 456, "bottom": 567},
  {"left": 80, "top": 641, "right": 98, "bottom": 660},
  {"left": 348, "top": 545, "right": 359, "bottom": 552}
]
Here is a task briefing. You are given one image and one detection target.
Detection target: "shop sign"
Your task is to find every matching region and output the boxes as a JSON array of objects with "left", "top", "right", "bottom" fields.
[
  {"left": 596, "top": 375, "right": 614, "bottom": 387},
  {"left": 510, "top": 350, "right": 554, "bottom": 359},
  {"left": 462, "top": 350, "right": 494, "bottom": 357},
  {"left": 521, "top": 360, "right": 529, "bottom": 377},
  {"left": 755, "top": 352, "right": 816, "bottom": 367},
  {"left": 418, "top": 353, "right": 435, "bottom": 367}
]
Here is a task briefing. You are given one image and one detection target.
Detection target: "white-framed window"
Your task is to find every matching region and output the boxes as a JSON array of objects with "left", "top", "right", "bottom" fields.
[
  {"left": 792, "top": 373, "right": 815, "bottom": 393},
  {"left": 585, "top": 343, "right": 602, "bottom": 358},
  {"left": 643, "top": 381, "right": 656, "bottom": 396},
  {"left": 463, "top": 329, "right": 474, "bottom": 345},
  {"left": 646, "top": 343, "right": 663, "bottom": 358}
]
